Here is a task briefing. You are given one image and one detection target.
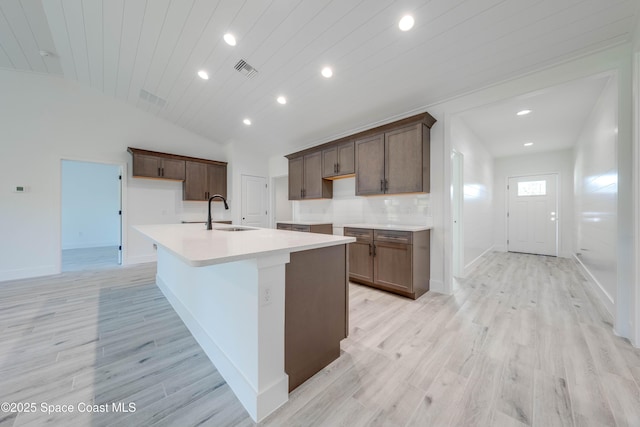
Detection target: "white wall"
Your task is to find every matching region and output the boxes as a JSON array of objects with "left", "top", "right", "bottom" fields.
[
  {"left": 493, "top": 149, "right": 574, "bottom": 258},
  {"left": 61, "top": 161, "right": 120, "bottom": 249},
  {"left": 0, "top": 70, "right": 229, "bottom": 281},
  {"left": 573, "top": 77, "right": 618, "bottom": 314},
  {"left": 450, "top": 117, "right": 494, "bottom": 273},
  {"left": 273, "top": 176, "right": 292, "bottom": 224},
  {"left": 291, "top": 177, "right": 432, "bottom": 230}
]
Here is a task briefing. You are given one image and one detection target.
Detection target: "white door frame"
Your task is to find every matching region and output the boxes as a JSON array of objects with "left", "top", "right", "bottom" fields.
[
  {"left": 59, "top": 157, "right": 127, "bottom": 272},
  {"left": 506, "top": 172, "right": 559, "bottom": 256},
  {"left": 451, "top": 150, "right": 464, "bottom": 277}
]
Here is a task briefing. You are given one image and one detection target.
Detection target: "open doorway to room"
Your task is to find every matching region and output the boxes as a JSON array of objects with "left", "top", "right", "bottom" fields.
[{"left": 61, "top": 160, "right": 122, "bottom": 271}]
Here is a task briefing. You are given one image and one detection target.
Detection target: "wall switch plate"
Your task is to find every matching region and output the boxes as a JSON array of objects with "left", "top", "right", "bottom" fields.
[{"left": 13, "top": 185, "right": 28, "bottom": 193}]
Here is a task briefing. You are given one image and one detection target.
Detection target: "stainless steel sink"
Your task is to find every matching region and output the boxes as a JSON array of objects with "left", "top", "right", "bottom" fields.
[{"left": 214, "top": 227, "right": 255, "bottom": 232}]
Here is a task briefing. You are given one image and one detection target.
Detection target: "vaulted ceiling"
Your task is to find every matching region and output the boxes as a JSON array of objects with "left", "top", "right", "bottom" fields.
[{"left": 1, "top": 0, "right": 638, "bottom": 156}]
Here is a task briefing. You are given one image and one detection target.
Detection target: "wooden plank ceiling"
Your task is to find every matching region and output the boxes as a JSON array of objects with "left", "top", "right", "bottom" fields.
[{"left": 0, "top": 0, "right": 638, "bottom": 154}]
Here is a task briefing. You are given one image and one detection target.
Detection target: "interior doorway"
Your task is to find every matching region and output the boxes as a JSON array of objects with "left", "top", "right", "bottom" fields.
[
  {"left": 507, "top": 173, "right": 558, "bottom": 256},
  {"left": 61, "top": 160, "right": 122, "bottom": 271},
  {"left": 241, "top": 175, "right": 268, "bottom": 227}
]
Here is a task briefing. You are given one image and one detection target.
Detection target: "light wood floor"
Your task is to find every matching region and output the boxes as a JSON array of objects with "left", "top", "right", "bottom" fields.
[
  {"left": 62, "top": 246, "right": 120, "bottom": 272},
  {"left": 1, "top": 252, "right": 639, "bottom": 426}
]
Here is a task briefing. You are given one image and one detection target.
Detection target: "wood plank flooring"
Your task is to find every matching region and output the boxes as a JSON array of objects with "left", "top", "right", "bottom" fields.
[{"left": 1, "top": 251, "right": 639, "bottom": 426}]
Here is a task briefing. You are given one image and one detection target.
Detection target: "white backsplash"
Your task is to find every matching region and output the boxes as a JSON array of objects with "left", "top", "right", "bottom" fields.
[{"left": 293, "top": 177, "right": 432, "bottom": 226}]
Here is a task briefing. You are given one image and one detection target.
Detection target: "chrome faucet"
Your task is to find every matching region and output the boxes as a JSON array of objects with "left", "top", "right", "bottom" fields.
[{"left": 207, "top": 194, "right": 229, "bottom": 230}]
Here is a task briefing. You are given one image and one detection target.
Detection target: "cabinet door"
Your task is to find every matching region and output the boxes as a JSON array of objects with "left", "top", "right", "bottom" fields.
[
  {"left": 348, "top": 241, "right": 374, "bottom": 283},
  {"left": 373, "top": 241, "right": 413, "bottom": 293},
  {"left": 207, "top": 164, "right": 227, "bottom": 199},
  {"left": 355, "top": 133, "right": 385, "bottom": 195},
  {"left": 303, "top": 151, "right": 323, "bottom": 198},
  {"left": 337, "top": 141, "right": 355, "bottom": 175},
  {"left": 385, "top": 123, "right": 423, "bottom": 194},
  {"left": 288, "top": 157, "right": 304, "bottom": 200},
  {"left": 160, "top": 158, "right": 185, "bottom": 180},
  {"left": 322, "top": 147, "right": 338, "bottom": 178},
  {"left": 291, "top": 224, "right": 310, "bottom": 232},
  {"left": 133, "top": 154, "right": 160, "bottom": 178},
  {"left": 184, "top": 161, "right": 208, "bottom": 201}
]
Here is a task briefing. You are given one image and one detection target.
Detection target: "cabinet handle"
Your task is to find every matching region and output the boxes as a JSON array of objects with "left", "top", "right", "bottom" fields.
[
  {"left": 300, "top": 189, "right": 303, "bottom": 198},
  {"left": 380, "top": 180, "right": 384, "bottom": 191},
  {"left": 336, "top": 163, "right": 339, "bottom": 173},
  {"left": 372, "top": 244, "right": 376, "bottom": 257},
  {"left": 368, "top": 243, "right": 372, "bottom": 256},
  {"left": 161, "top": 167, "right": 164, "bottom": 177},
  {"left": 384, "top": 180, "right": 388, "bottom": 191},
  {"left": 158, "top": 167, "right": 161, "bottom": 176}
]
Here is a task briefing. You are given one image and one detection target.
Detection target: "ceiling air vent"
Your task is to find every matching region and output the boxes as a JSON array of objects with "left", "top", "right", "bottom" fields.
[
  {"left": 139, "top": 89, "right": 167, "bottom": 108},
  {"left": 234, "top": 59, "right": 258, "bottom": 79}
]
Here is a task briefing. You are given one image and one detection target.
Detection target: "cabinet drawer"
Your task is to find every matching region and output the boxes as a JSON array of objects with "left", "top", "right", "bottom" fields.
[
  {"left": 277, "top": 223, "right": 293, "bottom": 230},
  {"left": 344, "top": 227, "right": 373, "bottom": 242},
  {"left": 374, "top": 230, "right": 412, "bottom": 244},
  {"left": 291, "top": 225, "right": 310, "bottom": 232}
]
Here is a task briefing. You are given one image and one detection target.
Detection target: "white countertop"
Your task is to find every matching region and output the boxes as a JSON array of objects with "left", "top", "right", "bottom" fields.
[
  {"left": 134, "top": 223, "right": 354, "bottom": 267},
  {"left": 342, "top": 223, "right": 432, "bottom": 232},
  {"left": 275, "top": 221, "right": 333, "bottom": 225}
]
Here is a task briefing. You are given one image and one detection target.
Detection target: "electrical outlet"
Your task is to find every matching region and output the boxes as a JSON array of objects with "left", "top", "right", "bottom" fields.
[{"left": 261, "top": 287, "right": 272, "bottom": 306}]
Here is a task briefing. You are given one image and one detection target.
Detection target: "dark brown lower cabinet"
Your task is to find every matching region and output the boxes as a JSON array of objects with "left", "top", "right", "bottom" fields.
[
  {"left": 276, "top": 222, "right": 333, "bottom": 235},
  {"left": 344, "top": 227, "right": 430, "bottom": 299},
  {"left": 285, "top": 244, "right": 348, "bottom": 391}
]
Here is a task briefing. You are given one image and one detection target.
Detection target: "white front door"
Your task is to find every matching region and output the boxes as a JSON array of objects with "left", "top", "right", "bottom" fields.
[
  {"left": 507, "top": 174, "right": 558, "bottom": 256},
  {"left": 241, "top": 175, "right": 268, "bottom": 227}
]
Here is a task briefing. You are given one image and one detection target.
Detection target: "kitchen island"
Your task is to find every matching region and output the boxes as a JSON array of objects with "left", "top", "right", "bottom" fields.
[{"left": 134, "top": 223, "right": 354, "bottom": 422}]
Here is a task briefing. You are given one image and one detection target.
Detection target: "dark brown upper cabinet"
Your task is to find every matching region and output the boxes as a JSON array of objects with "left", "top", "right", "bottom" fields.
[
  {"left": 322, "top": 141, "right": 355, "bottom": 178},
  {"left": 183, "top": 160, "right": 227, "bottom": 201},
  {"left": 285, "top": 112, "right": 435, "bottom": 199},
  {"left": 288, "top": 151, "right": 332, "bottom": 200},
  {"left": 129, "top": 148, "right": 185, "bottom": 180},
  {"left": 354, "top": 133, "right": 385, "bottom": 195},
  {"left": 355, "top": 122, "right": 430, "bottom": 196},
  {"left": 128, "top": 147, "right": 227, "bottom": 201}
]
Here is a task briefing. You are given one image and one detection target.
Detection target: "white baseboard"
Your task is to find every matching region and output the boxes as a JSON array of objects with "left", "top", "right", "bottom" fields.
[
  {"left": 572, "top": 254, "right": 614, "bottom": 316},
  {"left": 429, "top": 279, "right": 446, "bottom": 294},
  {"left": 0, "top": 265, "right": 58, "bottom": 283},
  {"left": 464, "top": 245, "right": 495, "bottom": 276}
]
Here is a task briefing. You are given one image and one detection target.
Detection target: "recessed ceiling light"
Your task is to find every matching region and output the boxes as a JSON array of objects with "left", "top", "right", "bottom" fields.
[
  {"left": 517, "top": 109, "right": 532, "bottom": 116},
  {"left": 321, "top": 67, "right": 333, "bottom": 78},
  {"left": 243, "top": 118, "right": 251, "bottom": 125},
  {"left": 277, "top": 96, "right": 287, "bottom": 105},
  {"left": 197, "top": 70, "right": 209, "bottom": 80},
  {"left": 399, "top": 15, "right": 415, "bottom": 31},
  {"left": 524, "top": 142, "right": 533, "bottom": 147},
  {"left": 223, "top": 33, "right": 237, "bottom": 46}
]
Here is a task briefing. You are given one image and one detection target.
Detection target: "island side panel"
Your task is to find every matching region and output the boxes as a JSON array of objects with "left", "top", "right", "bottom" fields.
[
  {"left": 285, "top": 244, "right": 348, "bottom": 391},
  {"left": 155, "top": 248, "right": 289, "bottom": 422}
]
